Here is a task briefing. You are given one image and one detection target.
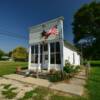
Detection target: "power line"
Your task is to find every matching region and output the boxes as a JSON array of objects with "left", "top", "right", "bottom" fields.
[
  {"left": 0, "top": 26, "right": 28, "bottom": 39},
  {"left": 0, "top": 31, "right": 28, "bottom": 40}
]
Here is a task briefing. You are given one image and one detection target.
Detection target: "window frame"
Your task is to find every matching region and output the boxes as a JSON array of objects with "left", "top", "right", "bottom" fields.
[
  {"left": 50, "top": 42, "right": 61, "bottom": 64},
  {"left": 31, "top": 44, "right": 38, "bottom": 64}
]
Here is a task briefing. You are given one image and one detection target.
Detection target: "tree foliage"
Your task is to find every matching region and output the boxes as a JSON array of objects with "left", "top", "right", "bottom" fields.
[
  {"left": 8, "top": 51, "right": 12, "bottom": 57},
  {"left": 12, "top": 46, "right": 28, "bottom": 61},
  {"left": 0, "top": 49, "right": 4, "bottom": 59},
  {"left": 72, "top": 2, "right": 100, "bottom": 60}
]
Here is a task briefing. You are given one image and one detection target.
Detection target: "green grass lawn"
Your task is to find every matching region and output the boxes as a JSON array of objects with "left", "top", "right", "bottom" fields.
[
  {"left": 89, "top": 60, "right": 100, "bottom": 66},
  {"left": 85, "top": 66, "right": 100, "bottom": 100},
  {"left": 47, "top": 65, "right": 100, "bottom": 100},
  {"left": 0, "top": 61, "right": 28, "bottom": 76},
  {"left": 0, "top": 61, "right": 100, "bottom": 100}
]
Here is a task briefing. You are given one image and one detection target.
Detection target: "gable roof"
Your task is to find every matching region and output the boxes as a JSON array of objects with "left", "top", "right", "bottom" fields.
[{"left": 64, "top": 40, "right": 78, "bottom": 52}]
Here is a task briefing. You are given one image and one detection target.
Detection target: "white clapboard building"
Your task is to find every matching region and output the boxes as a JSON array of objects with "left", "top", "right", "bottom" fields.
[{"left": 28, "top": 17, "right": 80, "bottom": 71}]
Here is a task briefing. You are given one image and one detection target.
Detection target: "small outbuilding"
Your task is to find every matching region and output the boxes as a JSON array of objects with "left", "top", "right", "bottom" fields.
[{"left": 28, "top": 17, "right": 80, "bottom": 72}]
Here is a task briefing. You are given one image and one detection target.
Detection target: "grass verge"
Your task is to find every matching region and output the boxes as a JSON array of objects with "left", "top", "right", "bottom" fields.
[
  {"left": 0, "top": 61, "right": 27, "bottom": 76},
  {"left": 85, "top": 66, "right": 100, "bottom": 100}
]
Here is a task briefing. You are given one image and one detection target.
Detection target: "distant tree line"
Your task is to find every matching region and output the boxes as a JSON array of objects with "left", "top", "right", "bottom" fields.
[
  {"left": 0, "top": 49, "right": 4, "bottom": 60},
  {"left": 0, "top": 46, "right": 28, "bottom": 61}
]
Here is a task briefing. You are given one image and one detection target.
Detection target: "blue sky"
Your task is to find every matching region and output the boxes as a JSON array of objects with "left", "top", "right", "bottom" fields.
[{"left": 0, "top": 0, "right": 92, "bottom": 52}]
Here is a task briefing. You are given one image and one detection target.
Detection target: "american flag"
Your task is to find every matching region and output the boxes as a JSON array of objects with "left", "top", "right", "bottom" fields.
[
  {"left": 41, "top": 25, "right": 59, "bottom": 39},
  {"left": 47, "top": 25, "right": 59, "bottom": 36}
]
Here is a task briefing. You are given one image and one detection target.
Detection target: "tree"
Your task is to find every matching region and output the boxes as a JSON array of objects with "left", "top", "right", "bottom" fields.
[
  {"left": 0, "top": 49, "right": 4, "bottom": 60},
  {"left": 12, "top": 46, "right": 28, "bottom": 61},
  {"left": 8, "top": 51, "right": 12, "bottom": 57},
  {"left": 72, "top": 2, "right": 100, "bottom": 60}
]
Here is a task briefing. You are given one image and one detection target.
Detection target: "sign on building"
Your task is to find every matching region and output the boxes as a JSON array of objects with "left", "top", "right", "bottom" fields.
[{"left": 29, "top": 17, "right": 64, "bottom": 44}]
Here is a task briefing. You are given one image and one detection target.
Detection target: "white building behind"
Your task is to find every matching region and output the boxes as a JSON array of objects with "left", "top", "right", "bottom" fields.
[{"left": 28, "top": 17, "right": 80, "bottom": 72}]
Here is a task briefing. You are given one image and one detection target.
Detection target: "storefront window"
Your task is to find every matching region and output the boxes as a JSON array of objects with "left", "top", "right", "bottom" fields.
[
  {"left": 56, "top": 53, "right": 61, "bottom": 64},
  {"left": 35, "top": 54, "right": 38, "bottom": 63},
  {"left": 50, "top": 43, "right": 55, "bottom": 52},
  {"left": 35, "top": 45, "right": 38, "bottom": 54},
  {"left": 40, "top": 54, "right": 42, "bottom": 63},
  {"left": 31, "top": 42, "right": 61, "bottom": 64},
  {"left": 31, "top": 45, "right": 38, "bottom": 63},
  {"left": 40, "top": 44, "right": 43, "bottom": 54},
  {"left": 31, "top": 54, "right": 35, "bottom": 63},
  {"left": 56, "top": 42, "right": 60, "bottom": 52},
  {"left": 44, "top": 43, "right": 48, "bottom": 51},
  {"left": 50, "top": 42, "right": 61, "bottom": 64},
  {"left": 51, "top": 54, "right": 55, "bottom": 64},
  {"left": 31, "top": 45, "right": 34, "bottom": 54}
]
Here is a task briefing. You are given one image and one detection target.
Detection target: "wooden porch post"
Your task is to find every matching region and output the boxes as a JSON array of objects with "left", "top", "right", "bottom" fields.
[
  {"left": 28, "top": 45, "right": 31, "bottom": 70},
  {"left": 48, "top": 43, "right": 50, "bottom": 72},
  {"left": 36, "top": 44, "right": 40, "bottom": 78},
  {"left": 59, "top": 18, "right": 64, "bottom": 72},
  {"left": 38, "top": 44, "right": 41, "bottom": 71}
]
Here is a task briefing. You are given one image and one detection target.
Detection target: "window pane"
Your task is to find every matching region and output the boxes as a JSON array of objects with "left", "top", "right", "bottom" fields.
[
  {"left": 31, "top": 46, "right": 34, "bottom": 54},
  {"left": 31, "top": 54, "right": 35, "bottom": 63},
  {"left": 35, "top": 54, "right": 38, "bottom": 63},
  {"left": 56, "top": 42, "right": 60, "bottom": 52},
  {"left": 50, "top": 54, "right": 55, "bottom": 64},
  {"left": 50, "top": 43, "right": 55, "bottom": 53},
  {"left": 56, "top": 53, "right": 61, "bottom": 64},
  {"left": 44, "top": 44, "right": 48, "bottom": 51},
  {"left": 40, "top": 44, "right": 43, "bottom": 54},
  {"left": 35, "top": 45, "right": 38, "bottom": 54},
  {"left": 40, "top": 54, "right": 42, "bottom": 63},
  {"left": 45, "top": 54, "right": 48, "bottom": 60}
]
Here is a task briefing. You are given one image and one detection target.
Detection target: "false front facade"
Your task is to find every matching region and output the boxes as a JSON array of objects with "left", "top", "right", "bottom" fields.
[{"left": 28, "top": 17, "right": 80, "bottom": 71}]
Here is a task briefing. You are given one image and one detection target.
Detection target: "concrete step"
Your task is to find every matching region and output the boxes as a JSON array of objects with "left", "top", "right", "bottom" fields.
[
  {"left": 69, "top": 78, "right": 86, "bottom": 86},
  {"left": 3, "top": 74, "right": 84, "bottom": 96}
]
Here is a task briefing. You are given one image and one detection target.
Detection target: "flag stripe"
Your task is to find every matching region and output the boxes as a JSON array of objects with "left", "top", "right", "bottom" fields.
[{"left": 47, "top": 25, "right": 59, "bottom": 36}]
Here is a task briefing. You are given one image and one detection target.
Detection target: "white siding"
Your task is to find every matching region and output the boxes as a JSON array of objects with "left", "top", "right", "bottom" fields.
[
  {"left": 63, "top": 46, "right": 80, "bottom": 66},
  {"left": 74, "top": 52, "right": 80, "bottom": 65},
  {"left": 29, "top": 64, "right": 61, "bottom": 71}
]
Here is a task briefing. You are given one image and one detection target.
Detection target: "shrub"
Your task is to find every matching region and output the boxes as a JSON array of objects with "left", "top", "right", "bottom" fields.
[
  {"left": 64, "top": 60, "right": 73, "bottom": 73},
  {"left": 61, "top": 71, "right": 69, "bottom": 80},
  {"left": 63, "top": 65, "right": 74, "bottom": 73},
  {"left": 49, "top": 71, "right": 63, "bottom": 82},
  {"left": 65, "top": 60, "right": 71, "bottom": 67},
  {"left": 49, "top": 71, "right": 68, "bottom": 82},
  {"left": 64, "top": 60, "right": 81, "bottom": 73},
  {"left": 74, "top": 65, "right": 80, "bottom": 72},
  {"left": 63, "top": 60, "right": 81, "bottom": 79},
  {"left": 83, "top": 60, "right": 87, "bottom": 66},
  {"left": 49, "top": 60, "right": 81, "bottom": 82},
  {"left": 49, "top": 69, "right": 56, "bottom": 75}
]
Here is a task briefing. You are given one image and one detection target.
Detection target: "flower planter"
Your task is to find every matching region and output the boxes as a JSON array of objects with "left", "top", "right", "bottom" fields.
[{"left": 16, "top": 67, "right": 21, "bottom": 74}]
